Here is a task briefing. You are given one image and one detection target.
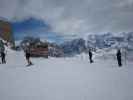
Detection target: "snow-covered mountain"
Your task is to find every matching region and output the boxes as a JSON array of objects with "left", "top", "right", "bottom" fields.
[
  {"left": 48, "top": 43, "right": 64, "bottom": 57},
  {"left": 15, "top": 32, "right": 133, "bottom": 57},
  {"left": 57, "top": 32, "right": 133, "bottom": 56},
  {"left": 87, "top": 32, "right": 133, "bottom": 50},
  {"left": 60, "top": 38, "right": 86, "bottom": 56}
]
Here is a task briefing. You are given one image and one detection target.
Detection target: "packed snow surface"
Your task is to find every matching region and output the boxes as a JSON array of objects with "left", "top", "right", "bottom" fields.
[{"left": 0, "top": 50, "right": 133, "bottom": 100}]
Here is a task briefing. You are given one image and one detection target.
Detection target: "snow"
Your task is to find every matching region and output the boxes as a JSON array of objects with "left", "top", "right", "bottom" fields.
[{"left": 0, "top": 50, "right": 133, "bottom": 100}]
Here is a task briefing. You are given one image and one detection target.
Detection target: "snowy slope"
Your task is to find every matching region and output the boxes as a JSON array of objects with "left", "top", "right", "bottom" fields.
[{"left": 0, "top": 50, "right": 133, "bottom": 100}]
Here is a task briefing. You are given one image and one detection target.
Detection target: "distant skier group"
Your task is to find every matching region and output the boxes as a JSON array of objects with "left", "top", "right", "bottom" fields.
[
  {"left": 0, "top": 39, "right": 122, "bottom": 67},
  {"left": 0, "top": 39, "right": 33, "bottom": 66},
  {"left": 88, "top": 49, "right": 122, "bottom": 67}
]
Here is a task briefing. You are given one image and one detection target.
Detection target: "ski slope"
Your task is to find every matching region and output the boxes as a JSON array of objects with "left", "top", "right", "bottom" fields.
[{"left": 0, "top": 50, "right": 133, "bottom": 100}]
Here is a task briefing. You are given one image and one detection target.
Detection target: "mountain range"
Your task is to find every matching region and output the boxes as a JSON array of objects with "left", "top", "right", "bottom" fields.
[{"left": 18, "top": 32, "right": 133, "bottom": 57}]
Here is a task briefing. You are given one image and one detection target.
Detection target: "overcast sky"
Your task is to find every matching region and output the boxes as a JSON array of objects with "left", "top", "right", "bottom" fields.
[{"left": 0, "top": 0, "right": 133, "bottom": 38}]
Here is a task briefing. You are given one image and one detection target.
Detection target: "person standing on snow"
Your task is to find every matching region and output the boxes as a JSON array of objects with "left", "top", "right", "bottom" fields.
[
  {"left": 116, "top": 49, "right": 122, "bottom": 67},
  {"left": 0, "top": 40, "right": 6, "bottom": 64},
  {"left": 89, "top": 49, "right": 93, "bottom": 63},
  {"left": 24, "top": 44, "right": 33, "bottom": 66}
]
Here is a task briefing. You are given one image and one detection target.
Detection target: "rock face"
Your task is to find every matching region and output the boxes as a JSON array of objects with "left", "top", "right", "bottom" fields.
[
  {"left": 60, "top": 38, "right": 86, "bottom": 56},
  {"left": 0, "top": 19, "right": 15, "bottom": 47}
]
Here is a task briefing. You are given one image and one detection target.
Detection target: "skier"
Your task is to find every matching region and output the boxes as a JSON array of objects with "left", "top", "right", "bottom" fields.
[
  {"left": 0, "top": 40, "right": 6, "bottom": 64},
  {"left": 24, "top": 44, "right": 33, "bottom": 66},
  {"left": 116, "top": 49, "right": 122, "bottom": 67},
  {"left": 89, "top": 49, "right": 93, "bottom": 63}
]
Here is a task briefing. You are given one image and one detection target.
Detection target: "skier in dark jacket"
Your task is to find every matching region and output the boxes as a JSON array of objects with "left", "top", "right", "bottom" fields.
[
  {"left": 24, "top": 45, "right": 33, "bottom": 66},
  {"left": 89, "top": 49, "right": 93, "bottom": 63},
  {"left": 116, "top": 49, "right": 122, "bottom": 67},
  {"left": 0, "top": 40, "right": 6, "bottom": 64}
]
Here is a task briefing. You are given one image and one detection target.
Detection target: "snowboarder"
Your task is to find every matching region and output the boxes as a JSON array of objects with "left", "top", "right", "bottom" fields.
[
  {"left": 24, "top": 44, "right": 33, "bottom": 66},
  {"left": 116, "top": 49, "right": 122, "bottom": 67},
  {"left": 89, "top": 49, "right": 93, "bottom": 63},
  {"left": 0, "top": 40, "right": 6, "bottom": 64}
]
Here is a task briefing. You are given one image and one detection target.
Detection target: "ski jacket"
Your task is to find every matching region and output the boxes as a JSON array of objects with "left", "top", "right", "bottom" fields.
[{"left": 0, "top": 40, "right": 5, "bottom": 53}]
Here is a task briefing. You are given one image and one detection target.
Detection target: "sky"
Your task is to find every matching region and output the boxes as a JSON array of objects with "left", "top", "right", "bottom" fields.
[{"left": 0, "top": 0, "right": 133, "bottom": 41}]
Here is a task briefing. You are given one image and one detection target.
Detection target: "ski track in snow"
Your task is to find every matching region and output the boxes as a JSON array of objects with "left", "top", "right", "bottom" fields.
[{"left": 0, "top": 51, "right": 133, "bottom": 100}]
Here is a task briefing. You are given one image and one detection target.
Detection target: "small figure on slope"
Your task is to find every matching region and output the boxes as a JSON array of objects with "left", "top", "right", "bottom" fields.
[
  {"left": 89, "top": 49, "right": 93, "bottom": 63},
  {"left": 0, "top": 39, "right": 6, "bottom": 64},
  {"left": 116, "top": 49, "right": 122, "bottom": 67},
  {"left": 24, "top": 44, "right": 33, "bottom": 66}
]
